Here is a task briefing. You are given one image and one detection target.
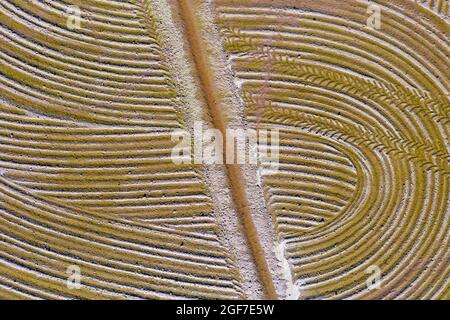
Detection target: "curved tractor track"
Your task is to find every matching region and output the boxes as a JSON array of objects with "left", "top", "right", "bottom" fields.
[{"left": 0, "top": 0, "right": 449, "bottom": 299}]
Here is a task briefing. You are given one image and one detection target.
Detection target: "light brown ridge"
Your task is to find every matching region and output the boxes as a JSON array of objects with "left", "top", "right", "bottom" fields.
[{"left": 176, "top": 0, "right": 278, "bottom": 299}]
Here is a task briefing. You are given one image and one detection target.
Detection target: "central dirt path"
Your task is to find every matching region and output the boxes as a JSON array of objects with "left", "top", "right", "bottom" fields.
[{"left": 176, "top": 0, "right": 278, "bottom": 300}]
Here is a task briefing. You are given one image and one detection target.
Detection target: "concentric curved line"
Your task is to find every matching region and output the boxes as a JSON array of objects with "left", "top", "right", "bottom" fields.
[
  {"left": 0, "top": 0, "right": 244, "bottom": 299},
  {"left": 215, "top": 0, "right": 449, "bottom": 299}
]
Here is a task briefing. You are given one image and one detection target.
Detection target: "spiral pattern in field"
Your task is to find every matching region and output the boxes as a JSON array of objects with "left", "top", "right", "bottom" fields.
[{"left": 216, "top": 0, "right": 449, "bottom": 299}]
